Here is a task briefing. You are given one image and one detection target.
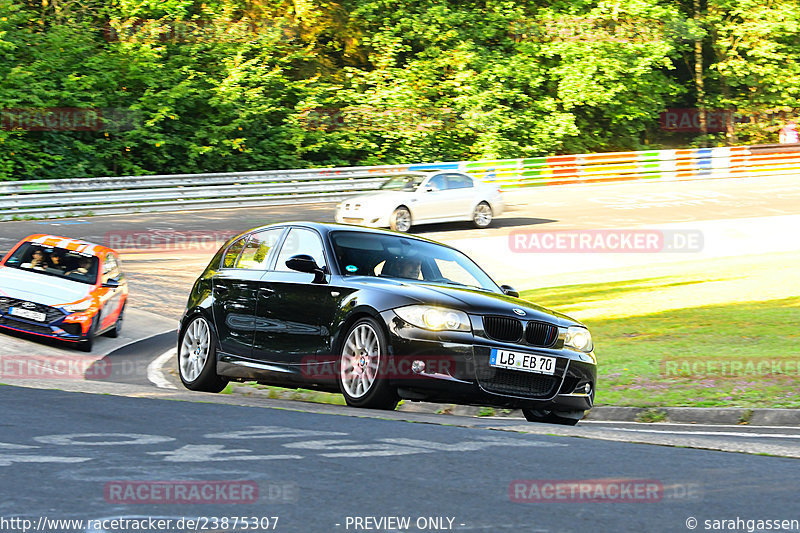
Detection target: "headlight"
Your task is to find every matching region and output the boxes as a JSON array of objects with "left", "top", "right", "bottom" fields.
[
  {"left": 564, "top": 326, "right": 593, "bottom": 352},
  {"left": 394, "top": 305, "right": 471, "bottom": 332},
  {"left": 63, "top": 299, "right": 92, "bottom": 313}
]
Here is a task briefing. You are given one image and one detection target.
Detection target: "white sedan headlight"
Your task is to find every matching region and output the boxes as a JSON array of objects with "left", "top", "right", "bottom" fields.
[
  {"left": 394, "top": 305, "right": 471, "bottom": 332},
  {"left": 564, "top": 326, "right": 593, "bottom": 352},
  {"left": 63, "top": 298, "right": 92, "bottom": 313}
]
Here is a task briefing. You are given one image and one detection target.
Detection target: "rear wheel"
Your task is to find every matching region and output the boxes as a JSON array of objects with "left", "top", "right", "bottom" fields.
[
  {"left": 178, "top": 315, "right": 228, "bottom": 392},
  {"left": 472, "top": 201, "right": 493, "bottom": 228},
  {"left": 389, "top": 207, "right": 412, "bottom": 232},
  {"left": 337, "top": 317, "right": 398, "bottom": 410},
  {"left": 521, "top": 408, "right": 583, "bottom": 426}
]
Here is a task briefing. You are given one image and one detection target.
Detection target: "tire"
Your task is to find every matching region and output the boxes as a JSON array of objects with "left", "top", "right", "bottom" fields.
[
  {"left": 107, "top": 304, "right": 125, "bottom": 338},
  {"left": 521, "top": 408, "right": 583, "bottom": 426},
  {"left": 337, "top": 317, "right": 399, "bottom": 410},
  {"left": 389, "top": 206, "right": 412, "bottom": 233},
  {"left": 472, "top": 201, "right": 493, "bottom": 228},
  {"left": 178, "top": 315, "right": 228, "bottom": 393},
  {"left": 79, "top": 317, "right": 97, "bottom": 352}
]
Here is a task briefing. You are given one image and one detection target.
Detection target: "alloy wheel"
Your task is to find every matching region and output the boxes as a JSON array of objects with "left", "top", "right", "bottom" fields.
[
  {"left": 180, "top": 317, "right": 211, "bottom": 382},
  {"left": 340, "top": 323, "right": 381, "bottom": 398}
]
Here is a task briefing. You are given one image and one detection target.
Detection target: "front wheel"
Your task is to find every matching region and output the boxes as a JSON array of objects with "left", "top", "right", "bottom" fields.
[
  {"left": 521, "top": 408, "right": 583, "bottom": 426},
  {"left": 337, "top": 317, "right": 398, "bottom": 410},
  {"left": 178, "top": 315, "right": 228, "bottom": 392},
  {"left": 107, "top": 304, "right": 125, "bottom": 338},
  {"left": 472, "top": 201, "right": 493, "bottom": 228},
  {"left": 389, "top": 207, "right": 412, "bottom": 232},
  {"left": 79, "top": 317, "right": 97, "bottom": 352}
]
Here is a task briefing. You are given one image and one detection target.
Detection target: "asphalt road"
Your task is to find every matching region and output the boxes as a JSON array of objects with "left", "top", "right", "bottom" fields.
[
  {"left": 2, "top": 385, "right": 800, "bottom": 533},
  {"left": 2, "top": 173, "right": 800, "bottom": 251}
]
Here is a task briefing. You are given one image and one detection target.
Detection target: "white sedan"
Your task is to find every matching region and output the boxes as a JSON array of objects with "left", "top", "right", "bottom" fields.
[{"left": 334, "top": 171, "right": 505, "bottom": 232}]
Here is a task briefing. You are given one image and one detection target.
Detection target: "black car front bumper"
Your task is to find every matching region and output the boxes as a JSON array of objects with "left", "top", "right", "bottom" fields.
[{"left": 381, "top": 311, "right": 596, "bottom": 411}]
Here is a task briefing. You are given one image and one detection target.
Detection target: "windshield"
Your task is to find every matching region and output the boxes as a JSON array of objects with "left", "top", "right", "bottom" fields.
[
  {"left": 379, "top": 174, "right": 426, "bottom": 191},
  {"left": 331, "top": 231, "right": 501, "bottom": 293},
  {"left": 4, "top": 242, "right": 100, "bottom": 285}
]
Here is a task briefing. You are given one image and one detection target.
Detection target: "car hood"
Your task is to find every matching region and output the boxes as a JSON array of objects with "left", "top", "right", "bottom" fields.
[
  {"left": 0, "top": 267, "right": 93, "bottom": 305},
  {"left": 348, "top": 277, "right": 582, "bottom": 327}
]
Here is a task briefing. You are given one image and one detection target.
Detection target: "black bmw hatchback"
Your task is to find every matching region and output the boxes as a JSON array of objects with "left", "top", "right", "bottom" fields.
[{"left": 178, "top": 222, "right": 596, "bottom": 425}]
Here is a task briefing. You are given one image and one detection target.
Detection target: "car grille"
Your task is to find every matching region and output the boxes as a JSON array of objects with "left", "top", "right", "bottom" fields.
[
  {"left": 0, "top": 297, "right": 66, "bottom": 323},
  {"left": 342, "top": 217, "right": 364, "bottom": 224},
  {"left": 0, "top": 316, "right": 55, "bottom": 336},
  {"left": 483, "top": 316, "right": 523, "bottom": 342},
  {"left": 474, "top": 356, "right": 559, "bottom": 398},
  {"left": 526, "top": 321, "right": 559, "bottom": 347}
]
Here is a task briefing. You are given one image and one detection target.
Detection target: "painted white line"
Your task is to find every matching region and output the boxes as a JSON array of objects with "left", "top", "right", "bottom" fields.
[
  {"left": 581, "top": 420, "right": 800, "bottom": 431},
  {"left": 146, "top": 348, "right": 177, "bottom": 389},
  {"left": 605, "top": 428, "right": 800, "bottom": 439}
]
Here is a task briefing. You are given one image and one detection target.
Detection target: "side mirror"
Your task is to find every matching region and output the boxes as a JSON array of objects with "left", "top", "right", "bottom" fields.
[
  {"left": 102, "top": 278, "right": 120, "bottom": 289},
  {"left": 286, "top": 254, "right": 327, "bottom": 284},
  {"left": 501, "top": 284, "right": 519, "bottom": 298}
]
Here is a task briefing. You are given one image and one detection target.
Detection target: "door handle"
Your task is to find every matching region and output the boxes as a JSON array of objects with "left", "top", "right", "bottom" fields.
[
  {"left": 214, "top": 285, "right": 230, "bottom": 294},
  {"left": 258, "top": 287, "right": 275, "bottom": 297}
]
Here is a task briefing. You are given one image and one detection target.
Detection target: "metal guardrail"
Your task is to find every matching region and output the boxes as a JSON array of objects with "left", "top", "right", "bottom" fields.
[{"left": 1, "top": 144, "right": 798, "bottom": 220}]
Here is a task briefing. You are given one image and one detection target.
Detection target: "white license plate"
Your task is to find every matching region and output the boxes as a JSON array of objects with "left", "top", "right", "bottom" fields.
[
  {"left": 489, "top": 349, "right": 556, "bottom": 375},
  {"left": 9, "top": 307, "right": 47, "bottom": 322}
]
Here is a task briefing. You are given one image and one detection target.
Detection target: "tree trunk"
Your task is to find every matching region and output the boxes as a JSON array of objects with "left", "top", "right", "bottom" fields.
[{"left": 694, "top": 0, "right": 707, "bottom": 146}]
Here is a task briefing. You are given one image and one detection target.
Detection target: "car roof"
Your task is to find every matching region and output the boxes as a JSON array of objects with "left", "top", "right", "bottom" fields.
[
  {"left": 17, "top": 234, "right": 113, "bottom": 257},
  {"left": 245, "top": 222, "right": 455, "bottom": 248}
]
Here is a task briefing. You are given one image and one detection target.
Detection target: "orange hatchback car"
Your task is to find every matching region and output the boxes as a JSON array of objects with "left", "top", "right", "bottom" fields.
[{"left": 0, "top": 234, "right": 128, "bottom": 352}]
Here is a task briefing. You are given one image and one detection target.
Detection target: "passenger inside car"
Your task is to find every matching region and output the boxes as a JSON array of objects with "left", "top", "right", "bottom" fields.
[
  {"left": 21, "top": 249, "right": 48, "bottom": 270},
  {"left": 67, "top": 257, "right": 92, "bottom": 276},
  {"left": 47, "top": 250, "right": 67, "bottom": 272}
]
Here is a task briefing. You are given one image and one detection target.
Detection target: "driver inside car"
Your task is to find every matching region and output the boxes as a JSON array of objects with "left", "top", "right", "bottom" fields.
[{"left": 397, "top": 256, "right": 422, "bottom": 280}]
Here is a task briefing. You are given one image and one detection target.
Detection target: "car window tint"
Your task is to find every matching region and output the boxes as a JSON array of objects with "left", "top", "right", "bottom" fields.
[
  {"left": 275, "top": 228, "right": 326, "bottom": 271},
  {"left": 446, "top": 174, "right": 473, "bottom": 189},
  {"left": 331, "top": 231, "right": 500, "bottom": 292},
  {"left": 6, "top": 242, "right": 101, "bottom": 285},
  {"left": 222, "top": 236, "right": 247, "bottom": 268},
  {"left": 236, "top": 228, "right": 283, "bottom": 270},
  {"left": 426, "top": 175, "right": 446, "bottom": 191}
]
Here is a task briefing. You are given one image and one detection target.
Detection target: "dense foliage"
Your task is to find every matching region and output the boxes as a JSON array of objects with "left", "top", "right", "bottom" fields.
[{"left": 0, "top": 0, "right": 798, "bottom": 179}]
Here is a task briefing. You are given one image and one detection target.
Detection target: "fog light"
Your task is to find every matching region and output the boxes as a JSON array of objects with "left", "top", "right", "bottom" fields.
[
  {"left": 411, "top": 360, "right": 425, "bottom": 374},
  {"left": 583, "top": 383, "right": 592, "bottom": 395}
]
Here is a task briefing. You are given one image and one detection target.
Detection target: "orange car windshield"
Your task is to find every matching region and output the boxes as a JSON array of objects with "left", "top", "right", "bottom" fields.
[{"left": 4, "top": 242, "right": 100, "bottom": 285}]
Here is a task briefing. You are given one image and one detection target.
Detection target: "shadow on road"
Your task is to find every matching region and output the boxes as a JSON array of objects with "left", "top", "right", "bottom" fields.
[{"left": 409, "top": 217, "right": 558, "bottom": 234}]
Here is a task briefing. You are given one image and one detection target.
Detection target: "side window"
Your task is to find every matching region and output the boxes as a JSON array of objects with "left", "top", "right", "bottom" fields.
[
  {"left": 236, "top": 228, "right": 284, "bottom": 270},
  {"left": 446, "top": 174, "right": 473, "bottom": 189},
  {"left": 222, "top": 236, "right": 247, "bottom": 268},
  {"left": 426, "top": 175, "right": 446, "bottom": 191},
  {"left": 275, "top": 228, "right": 326, "bottom": 271}
]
